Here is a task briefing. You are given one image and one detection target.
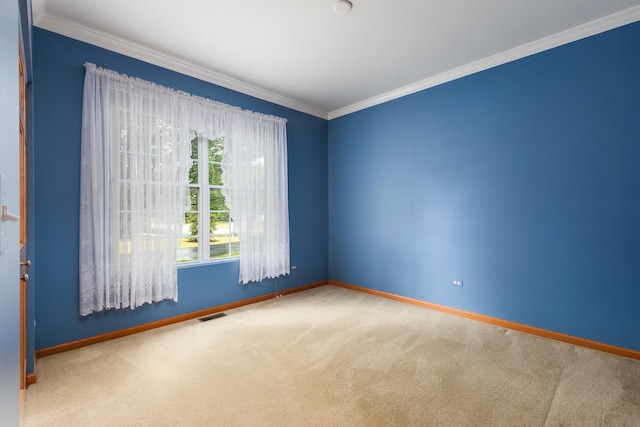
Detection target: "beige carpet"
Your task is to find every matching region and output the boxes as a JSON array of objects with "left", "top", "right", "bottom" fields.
[{"left": 24, "top": 285, "right": 640, "bottom": 426}]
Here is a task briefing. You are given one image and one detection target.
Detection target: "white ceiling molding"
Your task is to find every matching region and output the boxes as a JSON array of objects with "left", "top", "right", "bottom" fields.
[
  {"left": 328, "top": 5, "right": 640, "bottom": 120},
  {"left": 33, "top": 14, "right": 329, "bottom": 119},
  {"left": 33, "top": 3, "right": 640, "bottom": 122},
  {"left": 31, "top": 0, "right": 45, "bottom": 23}
]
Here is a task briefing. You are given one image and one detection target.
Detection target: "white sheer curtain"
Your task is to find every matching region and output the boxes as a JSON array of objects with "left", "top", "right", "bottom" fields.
[
  {"left": 80, "top": 63, "right": 192, "bottom": 315},
  {"left": 79, "top": 63, "right": 289, "bottom": 315},
  {"left": 222, "top": 115, "right": 290, "bottom": 284}
]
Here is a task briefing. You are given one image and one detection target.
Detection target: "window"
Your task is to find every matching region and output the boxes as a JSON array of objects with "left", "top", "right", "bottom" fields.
[
  {"left": 80, "top": 62, "right": 289, "bottom": 314},
  {"left": 178, "top": 136, "right": 239, "bottom": 263}
]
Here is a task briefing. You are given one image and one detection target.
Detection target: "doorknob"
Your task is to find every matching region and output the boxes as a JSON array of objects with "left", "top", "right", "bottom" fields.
[
  {"left": 21, "top": 260, "right": 31, "bottom": 267},
  {"left": 21, "top": 273, "right": 29, "bottom": 283}
]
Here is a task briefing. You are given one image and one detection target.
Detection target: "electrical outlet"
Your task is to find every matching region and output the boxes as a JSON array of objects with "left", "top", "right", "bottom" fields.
[{"left": 452, "top": 280, "right": 463, "bottom": 287}]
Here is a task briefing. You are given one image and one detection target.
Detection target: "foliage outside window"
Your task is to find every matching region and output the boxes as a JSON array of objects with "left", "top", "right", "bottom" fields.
[
  {"left": 80, "top": 62, "right": 288, "bottom": 315},
  {"left": 178, "top": 136, "right": 239, "bottom": 263}
]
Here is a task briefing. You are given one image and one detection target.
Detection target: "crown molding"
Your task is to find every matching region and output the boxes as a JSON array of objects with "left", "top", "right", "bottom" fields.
[
  {"left": 31, "top": 3, "right": 640, "bottom": 122},
  {"left": 31, "top": 0, "right": 44, "bottom": 23},
  {"left": 33, "top": 13, "right": 329, "bottom": 119},
  {"left": 328, "top": 5, "right": 640, "bottom": 120}
]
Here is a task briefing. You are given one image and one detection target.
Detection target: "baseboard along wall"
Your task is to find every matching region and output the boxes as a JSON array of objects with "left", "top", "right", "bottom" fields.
[
  {"left": 27, "top": 373, "right": 36, "bottom": 385},
  {"left": 34, "top": 280, "right": 327, "bottom": 361},
  {"left": 328, "top": 280, "right": 640, "bottom": 361},
  {"left": 31, "top": 279, "right": 639, "bottom": 385}
]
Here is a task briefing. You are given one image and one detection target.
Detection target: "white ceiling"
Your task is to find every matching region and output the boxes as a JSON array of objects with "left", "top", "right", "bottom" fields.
[{"left": 33, "top": 0, "right": 640, "bottom": 119}]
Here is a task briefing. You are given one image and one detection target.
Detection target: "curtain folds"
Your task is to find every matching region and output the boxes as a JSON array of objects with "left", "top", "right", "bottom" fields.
[
  {"left": 79, "top": 63, "right": 289, "bottom": 315},
  {"left": 221, "top": 117, "right": 290, "bottom": 284}
]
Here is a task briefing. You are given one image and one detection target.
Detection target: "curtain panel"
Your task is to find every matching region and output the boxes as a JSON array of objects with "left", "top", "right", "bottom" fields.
[{"left": 79, "top": 63, "right": 289, "bottom": 315}]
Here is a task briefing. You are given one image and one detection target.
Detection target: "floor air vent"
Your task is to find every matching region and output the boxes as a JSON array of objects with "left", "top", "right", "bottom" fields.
[{"left": 198, "top": 313, "right": 227, "bottom": 322}]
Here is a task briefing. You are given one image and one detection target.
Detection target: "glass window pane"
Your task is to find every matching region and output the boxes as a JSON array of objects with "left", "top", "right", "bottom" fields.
[
  {"left": 188, "top": 161, "right": 198, "bottom": 184},
  {"left": 119, "top": 239, "right": 132, "bottom": 256},
  {"left": 209, "top": 162, "right": 223, "bottom": 185},
  {"left": 184, "top": 212, "right": 199, "bottom": 237},
  {"left": 189, "top": 187, "right": 199, "bottom": 211},
  {"left": 215, "top": 211, "right": 230, "bottom": 223},
  {"left": 210, "top": 235, "right": 231, "bottom": 259},
  {"left": 209, "top": 212, "right": 239, "bottom": 259},
  {"left": 209, "top": 138, "right": 224, "bottom": 162},
  {"left": 230, "top": 228, "right": 240, "bottom": 257},
  {"left": 210, "top": 212, "right": 224, "bottom": 239},
  {"left": 210, "top": 212, "right": 228, "bottom": 259},
  {"left": 177, "top": 213, "right": 199, "bottom": 263},
  {"left": 191, "top": 137, "right": 198, "bottom": 159},
  {"left": 210, "top": 188, "right": 228, "bottom": 211}
]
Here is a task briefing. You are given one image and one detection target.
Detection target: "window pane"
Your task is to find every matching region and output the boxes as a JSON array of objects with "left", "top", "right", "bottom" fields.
[
  {"left": 210, "top": 236, "right": 230, "bottom": 259},
  {"left": 211, "top": 211, "right": 226, "bottom": 243},
  {"left": 177, "top": 212, "right": 199, "bottom": 263},
  {"left": 210, "top": 211, "right": 228, "bottom": 259},
  {"left": 180, "top": 136, "right": 237, "bottom": 264},
  {"left": 209, "top": 212, "right": 239, "bottom": 259},
  {"left": 215, "top": 211, "right": 230, "bottom": 223},
  {"left": 209, "top": 138, "right": 224, "bottom": 162},
  {"left": 209, "top": 162, "right": 223, "bottom": 185},
  {"left": 191, "top": 137, "right": 199, "bottom": 159},
  {"left": 189, "top": 187, "right": 199, "bottom": 211},
  {"left": 188, "top": 161, "right": 198, "bottom": 184},
  {"left": 210, "top": 188, "right": 228, "bottom": 211}
]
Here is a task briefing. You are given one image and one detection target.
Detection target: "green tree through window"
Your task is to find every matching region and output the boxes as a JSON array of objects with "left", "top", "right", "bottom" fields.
[{"left": 178, "top": 136, "right": 239, "bottom": 263}]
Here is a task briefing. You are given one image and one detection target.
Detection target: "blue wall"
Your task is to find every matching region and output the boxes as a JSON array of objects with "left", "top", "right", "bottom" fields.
[
  {"left": 0, "top": 0, "right": 21, "bottom": 424},
  {"left": 329, "top": 23, "right": 640, "bottom": 351},
  {"left": 32, "top": 20, "right": 640, "bottom": 360},
  {"left": 32, "top": 29, "right": 328, "bottom": 350}
]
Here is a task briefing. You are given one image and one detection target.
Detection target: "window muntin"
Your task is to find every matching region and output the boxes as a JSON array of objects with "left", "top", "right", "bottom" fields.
[{"left": 178, "top": 136, "right": 238, "bottom": 263}]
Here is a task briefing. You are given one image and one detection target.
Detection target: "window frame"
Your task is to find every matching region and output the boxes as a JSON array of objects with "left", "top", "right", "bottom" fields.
[{"left": 179, "top": 135, "right": 239, "bottom": 265}]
